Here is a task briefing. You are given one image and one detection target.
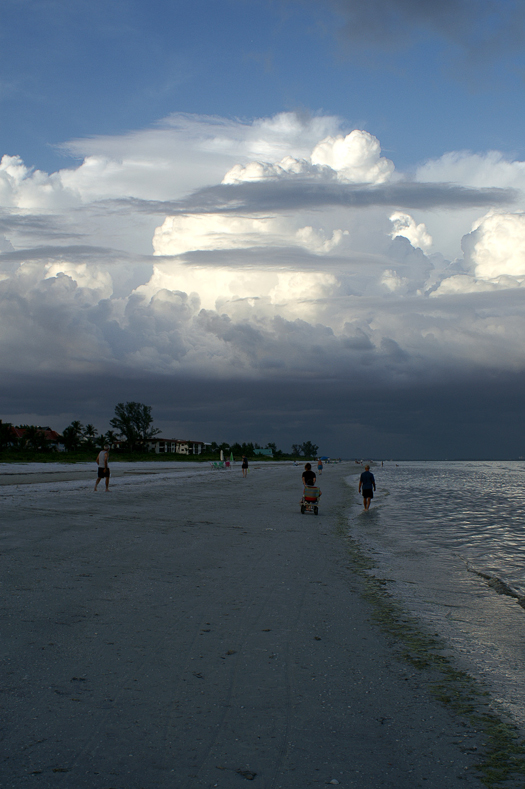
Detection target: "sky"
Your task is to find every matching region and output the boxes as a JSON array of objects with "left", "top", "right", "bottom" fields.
[{"left": 2, "top": 0, "right": 525, "bottom": 458}]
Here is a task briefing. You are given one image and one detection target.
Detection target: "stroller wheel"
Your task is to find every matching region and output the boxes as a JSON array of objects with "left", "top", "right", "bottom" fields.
[
  {"left": 300, "top": 505, "right": 305, "bottom": 514},
  {"left": 314, "top": 506, "right": 318, "bottom": 515}
]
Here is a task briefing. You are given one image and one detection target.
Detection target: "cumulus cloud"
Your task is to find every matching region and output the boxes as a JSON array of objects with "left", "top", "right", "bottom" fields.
[
  {"left": 223, "top": 129, "right": 394, "bottom": 185},
  {"left": 58, "top": 112, "right": 345, "bottom": 201},
  {"left": 310, "top": 130, "right": 394, "bottom": 183},
  {"left": 464, "top": 211, "right": 525, "bottom": 279},
  {"left": 390, "top": 211, "right": 432, "bottom": 250},
  {"left": 44, "top": 261, "right": 113, "bottom": 297}
]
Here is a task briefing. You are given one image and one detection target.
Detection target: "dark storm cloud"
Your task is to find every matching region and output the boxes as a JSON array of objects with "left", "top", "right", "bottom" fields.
[
  {"left": 3, "top": 367, "right": 525, "bottom": 460},
  {"left": 104, "top": 181, "right": 517, "bottom": 216},
  {"left": 316, "top": 0, "right": 525, "bottom": 56}
]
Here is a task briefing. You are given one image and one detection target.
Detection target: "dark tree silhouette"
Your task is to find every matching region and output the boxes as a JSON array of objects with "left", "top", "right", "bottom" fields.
[
  {"left": 62, "top": 421, "right": 84, "bottom": 451},
  {"left": 110, "top": 402, "right": 160, "bottom": 451},
  {"left": 301, "top": 441, "right": 319, "bottom": 458},
  {"left": 0, "top": 422, "right": 15, "bottom": 451}
]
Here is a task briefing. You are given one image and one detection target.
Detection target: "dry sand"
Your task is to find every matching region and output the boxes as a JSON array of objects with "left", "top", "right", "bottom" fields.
[{"left": 1, "top": 463, "right": 485, "bottom": 788}]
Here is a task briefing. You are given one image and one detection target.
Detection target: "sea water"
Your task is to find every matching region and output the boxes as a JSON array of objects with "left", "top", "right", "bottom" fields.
[{"left": 347, "top": 461, "right": 525, "bottom": 730}]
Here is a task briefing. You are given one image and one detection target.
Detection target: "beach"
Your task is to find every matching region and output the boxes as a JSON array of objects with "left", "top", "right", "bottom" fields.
[{"left": 1, "top": 462, "right": 491, "bottom": 788}]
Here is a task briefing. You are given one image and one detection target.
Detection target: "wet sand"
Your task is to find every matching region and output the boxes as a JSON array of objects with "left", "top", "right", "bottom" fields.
[{"left": 1, "top": 463, "right": 485, "bottom": 788}]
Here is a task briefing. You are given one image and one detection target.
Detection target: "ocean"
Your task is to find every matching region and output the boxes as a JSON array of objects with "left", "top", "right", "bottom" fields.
[{"left": 347, "top": 461, "right": 525, "bottom": 730}]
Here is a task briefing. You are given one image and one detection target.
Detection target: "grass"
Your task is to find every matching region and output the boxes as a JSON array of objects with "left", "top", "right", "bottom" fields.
[{"left": 337, "top": 518, "right": 525, "bottom": 788}]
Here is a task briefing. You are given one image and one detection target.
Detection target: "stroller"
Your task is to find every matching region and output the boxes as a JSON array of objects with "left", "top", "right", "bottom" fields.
[{"left": 300, "top": 485, "right": 321, "bottom": 515}]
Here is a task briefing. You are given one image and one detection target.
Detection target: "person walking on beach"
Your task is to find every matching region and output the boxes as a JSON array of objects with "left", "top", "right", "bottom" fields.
[
  {"left": 302, "top": 463, "right": 316, "bottom": 487},
  {"left": 317, "top": 457, "right": 323, "bottom": 475},
  {"left": 358, "top": 464, "right": 376, "bottom": 511},
  {"left": 241, "top": 455, "right": 249, "bottom": 478},
  {"left": 94, "top": 445, "right": 111, "bottom": 491}
]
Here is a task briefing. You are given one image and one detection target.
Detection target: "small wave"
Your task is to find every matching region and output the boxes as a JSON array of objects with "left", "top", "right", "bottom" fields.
[{"left": 465, "top": 562, "right": 525, "bottom": 609}]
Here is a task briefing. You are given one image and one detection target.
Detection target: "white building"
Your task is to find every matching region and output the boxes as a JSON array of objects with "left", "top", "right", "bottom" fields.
[{"left": 147, "top": 438, "right": 207, "bottom": 455}]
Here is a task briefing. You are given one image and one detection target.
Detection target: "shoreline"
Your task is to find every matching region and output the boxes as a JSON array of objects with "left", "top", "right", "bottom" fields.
[
  {"left": 346, "top": 461, "right": 525, "bottom": 740},
  {"left": 339, "top": 497, "right": 525, "bottom": 787},
  {"left": 0, "top": 459, "right": 347, "bottom": 488}
]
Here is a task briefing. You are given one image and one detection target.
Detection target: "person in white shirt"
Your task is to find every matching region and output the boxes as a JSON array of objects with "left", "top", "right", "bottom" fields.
[{"left": 94, "top": 446, "right": 110, "bottom": 491}]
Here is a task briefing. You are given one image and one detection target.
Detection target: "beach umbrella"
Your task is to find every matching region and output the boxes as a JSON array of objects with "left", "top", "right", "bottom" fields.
[
  {"left": 230, "top": 452, "right": 234, "bottom": 463},
  {"left": 220, "top": 449, "right": 224, "bottom": 461}
]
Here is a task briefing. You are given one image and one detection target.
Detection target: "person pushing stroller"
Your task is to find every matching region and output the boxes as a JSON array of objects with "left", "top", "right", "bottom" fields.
[
  {"left": 300, "top": 463, "right": 321, "bottom": 515},
  {"left": 302, "top": 462, "right": 316, "bottom": 486}
]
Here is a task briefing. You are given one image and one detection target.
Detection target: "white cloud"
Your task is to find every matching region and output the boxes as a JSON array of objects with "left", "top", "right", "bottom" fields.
[
  {"left": 222, "top": 128, "right": 394, "bottom": 186},
  {"left": 44, "top": 261, "right": 113, "bottom": 297},
  {"left": 135, "top": 260, "right": 339, "bottom": 320},
  {"left": 409, "top": 149, "right": 525, "bottom": 261},
  {"left": 152, "top": 213, "right": 347, "bottom": 257},
  {"left": 310, "top": 130, "right": 394, "bottom": 183},
  {"left": 464, "top": 211, "right": 525, "bottom": 280},
  {"left": 416, "top": 150, "right": 525, "bottom": 191},
  {"left": 0, "top": 155, "right": 78, "bottom": 211},
  {"left": 4, "top": 110, "right": 525, "bottom": 405},
  {"left": 380, "top": 268, "right": 409, "bottom": 292},
  {"left": 222, "top": 157, "right": 328, "bottom": 184},
  {"left": 430, "top": 273, "right": 522, "bottom": 296},
  {"left": 389, "top": 211, "right": 432, "bottom": 250},
  {"left": 60, "top": 112, "right": 345, "bottom": 201}
]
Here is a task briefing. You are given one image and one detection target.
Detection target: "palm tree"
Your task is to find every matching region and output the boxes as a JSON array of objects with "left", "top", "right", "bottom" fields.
[
  {"left": 104, "top": 430, "right": 118, "bottom": 449},
  {"left": 83, "top": 424, "right": 98, "bottom": 449},
  {"left": 62, "top": 421, "right": 84, "bottom": 451}
]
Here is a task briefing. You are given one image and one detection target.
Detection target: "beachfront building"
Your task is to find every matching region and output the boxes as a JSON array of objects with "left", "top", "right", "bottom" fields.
[
  {"left": 147, "top": 438, "right": 208, "bottom": 455},
  {"left": 10, "top": 426, "right": 63, "bottom": 450},
  {"left": 253, "top": 448, "right": 273, "bottom": 457}
]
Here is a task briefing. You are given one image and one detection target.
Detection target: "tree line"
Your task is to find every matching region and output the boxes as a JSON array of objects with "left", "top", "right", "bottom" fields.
[
  {"left": 209, "top": 440, "right": 319, "bottom": 458},
  {"left": 0, "top": 402, "right": 319, "bottom": 458}
]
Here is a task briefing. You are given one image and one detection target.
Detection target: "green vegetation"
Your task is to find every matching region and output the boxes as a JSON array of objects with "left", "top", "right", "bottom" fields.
[{"left": 337, "top": 514, "right": 525, "bottom": 788}]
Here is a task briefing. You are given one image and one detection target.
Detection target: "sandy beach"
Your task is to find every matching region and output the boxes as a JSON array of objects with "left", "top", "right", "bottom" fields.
[{"left": 1, "top": 462, "right": 486, "bottom": 788}]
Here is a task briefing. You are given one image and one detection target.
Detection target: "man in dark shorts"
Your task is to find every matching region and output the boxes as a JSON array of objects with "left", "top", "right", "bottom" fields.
[
  {"left": 302, "top": 463, "right": 316, "bottom": 486},
  {"left": 94, "top": 445, "right": 110, "bottom": 491},
  {"left": 358, "top": 464, "right": 376, "bottom": 511},
  {"left": 241, "top": 455, "right": 249, "bottom": 478}
]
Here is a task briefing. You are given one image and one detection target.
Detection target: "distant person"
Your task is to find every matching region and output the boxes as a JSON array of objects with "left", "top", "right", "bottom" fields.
[
  {"left": 302, "top": 463, "right": 316, "bottom": 487},
  {"left": 241, "top": 455, "right": 249, "bottom": 478},
  {"left": 358, "top": 464, "right": 376, "bottom": 511},
  {"left": 317, "top": 458, "right": 323, "bottom": 475},
  {"left": 95, "top": 446, "right": 110, "bottom": 492}
]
